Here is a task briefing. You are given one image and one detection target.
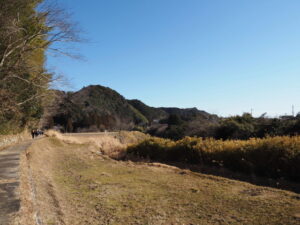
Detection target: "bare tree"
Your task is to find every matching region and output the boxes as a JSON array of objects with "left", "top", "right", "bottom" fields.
[
  {"left": 0, "top": 0, "right": 81, "bottom": 93},
  {"left": 0, "top": 0, "right": 82, "bottom": 132}
]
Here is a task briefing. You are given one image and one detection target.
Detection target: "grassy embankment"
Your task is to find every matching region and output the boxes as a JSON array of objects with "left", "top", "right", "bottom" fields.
[
  {"left": 18, "top": 132, "right": 300, "bottom": 225},
  {"left": 126, "top": 136, "right": 300, "bottom": 183}
]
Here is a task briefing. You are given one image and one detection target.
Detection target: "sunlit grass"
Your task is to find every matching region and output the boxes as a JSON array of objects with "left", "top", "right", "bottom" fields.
[
  {"left": 54, "top": 144, "right": 299, "bottom": 225},
  {"left": 127, "top": 135, "right": 300, "bottom": 182}
]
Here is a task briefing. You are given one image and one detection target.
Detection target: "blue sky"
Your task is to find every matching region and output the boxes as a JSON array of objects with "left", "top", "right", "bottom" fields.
[{"left": 48, "top": 0, "right": 300, "bottom": 117}]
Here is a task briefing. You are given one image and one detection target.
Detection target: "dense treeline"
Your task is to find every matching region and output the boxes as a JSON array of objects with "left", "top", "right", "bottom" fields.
[
  {"left": 126, "top": 135, "right": 300, "bottom": 182},
  {"left": 0, "top": 0, "right": 47, "bottom": 133},
  {"left": 0, "top": 0, "right": 79, "bottom": 134},
  {"left": 215, "top": 113, "right": 300, "bottom": 139},
  {"left": 151, "top": 112, "right": 300, "bottom": 140}
]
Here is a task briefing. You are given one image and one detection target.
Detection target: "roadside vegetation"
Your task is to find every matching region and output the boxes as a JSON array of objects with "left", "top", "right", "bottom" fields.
[
  {"left": 126, "top": 135, "right": 300, "bottom": 182},
  {"left": 45, "top": 130, "right": 149, "bottom": 158},
  {"left": 18, "top": 135, "right": 300, "bottom": 225}
]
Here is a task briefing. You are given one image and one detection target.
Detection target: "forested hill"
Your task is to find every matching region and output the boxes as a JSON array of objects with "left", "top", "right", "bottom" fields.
[
  {"left": 44, "top": 85, "right": 217, "bottom": 133},
  {"left": 127, "top": 99, "right": 167, "bottom": 122},
  {"left": 43, "top": 84, "right": 300, "bottom": 140}
]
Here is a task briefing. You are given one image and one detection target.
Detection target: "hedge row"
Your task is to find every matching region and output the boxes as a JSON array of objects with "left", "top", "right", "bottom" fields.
[{"left": 126, "top": 136, "right": 300, "bottom": 182}]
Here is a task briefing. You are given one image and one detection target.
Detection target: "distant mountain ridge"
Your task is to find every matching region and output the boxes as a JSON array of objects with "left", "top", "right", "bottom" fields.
[{"left": 44, "top": 85, "right": 218, "bottom": 134}]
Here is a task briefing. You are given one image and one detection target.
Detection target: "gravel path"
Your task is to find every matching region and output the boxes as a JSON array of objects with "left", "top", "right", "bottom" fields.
[{"left": 0, "top": 141, "right": 32, "bottom": 225}]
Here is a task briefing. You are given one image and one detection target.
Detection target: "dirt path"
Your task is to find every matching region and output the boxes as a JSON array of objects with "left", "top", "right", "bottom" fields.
[{"left": 0, "top": 141, "right": 32, "bottom": 225}]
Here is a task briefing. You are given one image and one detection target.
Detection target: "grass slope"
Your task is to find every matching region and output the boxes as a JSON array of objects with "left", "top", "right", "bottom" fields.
[{"left": 21, "top": 135, "right": 300, "bottom": 225}]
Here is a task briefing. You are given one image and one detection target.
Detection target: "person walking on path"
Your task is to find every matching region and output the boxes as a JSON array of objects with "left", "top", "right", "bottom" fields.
[{"left": 31, "top": 129, "right": 35, "bottom": 139}]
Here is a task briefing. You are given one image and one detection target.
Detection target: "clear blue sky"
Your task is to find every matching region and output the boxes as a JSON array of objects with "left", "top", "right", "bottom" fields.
[{"left": 48, "top": 0, "right": 300, "bottom": 117}]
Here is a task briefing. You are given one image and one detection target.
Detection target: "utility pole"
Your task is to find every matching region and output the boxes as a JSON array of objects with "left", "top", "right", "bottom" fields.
[
  {"left": 250, "top": 108, "right": 253, "bottom": 116},
  {"left": 292, "top": 105, "right": 295, "bottom": 117}
]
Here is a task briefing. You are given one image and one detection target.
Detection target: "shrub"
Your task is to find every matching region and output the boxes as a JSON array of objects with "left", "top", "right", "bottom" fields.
[{"left": 126, "top": 136, "right": 300, "bottom": 182}]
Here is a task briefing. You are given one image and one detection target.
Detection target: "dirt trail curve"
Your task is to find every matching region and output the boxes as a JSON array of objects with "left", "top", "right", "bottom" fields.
[{"left": 0, "top": 140, "right": 32, "bottom": 225}]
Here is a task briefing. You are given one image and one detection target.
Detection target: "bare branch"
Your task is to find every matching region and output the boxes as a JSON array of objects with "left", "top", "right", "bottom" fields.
[{"left": 16, "top": 93, "right": 47, "bottom": 106}]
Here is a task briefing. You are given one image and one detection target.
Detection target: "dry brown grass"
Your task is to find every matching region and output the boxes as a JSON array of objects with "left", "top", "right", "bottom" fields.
[
  {"left": 127, "top": 135, "right": 300, "bottom": 182},
  {"left": 45, "top": 130, "right": 149, "bottom": 158},
  {"left": 17, "top": 136, "right": 300, "bottom": 225},
  {"left": 13, "top": 146, "right": 38, "bottom": 225}
]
